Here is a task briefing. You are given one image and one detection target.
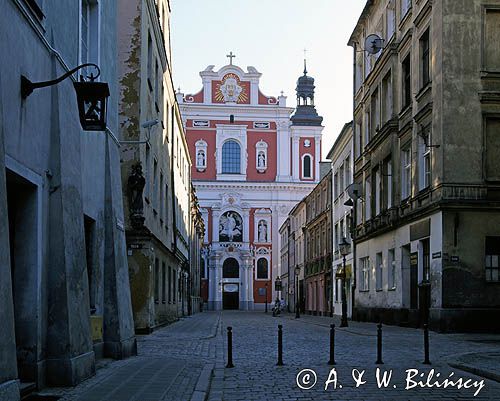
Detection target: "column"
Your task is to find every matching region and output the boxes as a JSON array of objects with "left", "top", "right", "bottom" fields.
[
  {"left": 314, "top": 137, "right": 321, "bottom": 182},
  {"left": 202, "top": 77, "right": 211, "bottom": 103},
  {"left": 248, "top": 260, "right": 255, "bottom": 310},
  {"left": 239, "top": 258, "right": 247, "bottom": 310},
  {"left": 0, "top": 74, "right": 20, "bottom": 401},
  {"left": 276, "top": 120, "right": 291, "bottom": 181},
  {"left": 102, "top": 135, "right": 137, "bottom": 359},
  {"left": 292, "top": 136, "right": 300, "bottom": 181},
  {"left": 250, "top": 78, "right": 259, "bottom": 105},
  {"left": 46, "top": 78, "right": 94, "bottom": 386}
]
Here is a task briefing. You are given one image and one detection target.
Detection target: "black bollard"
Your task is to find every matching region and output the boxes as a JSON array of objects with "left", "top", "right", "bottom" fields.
[
  {"left": 328, "top": 324, "right": 336, "bottom": 365},
  {"left": 226, "top": 326, "right": 234, "bottom": 368},
  {"left": 376, "top": 323, "right": 384, "bottom": 364},
  {"left": 277, "top": 324, "right": 284, "bottom": 366},
  {"left": 423, "top": 324, "right": 431, "bottom": 365}
]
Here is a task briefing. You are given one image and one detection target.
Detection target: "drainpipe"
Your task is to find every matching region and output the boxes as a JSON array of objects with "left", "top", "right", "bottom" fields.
[{"left": 351, "top": 43, "right": 357, "bottom": 320}]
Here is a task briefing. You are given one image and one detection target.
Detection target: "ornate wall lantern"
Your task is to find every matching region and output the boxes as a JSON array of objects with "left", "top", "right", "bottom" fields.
[{"left": 21, "top": 63, "right": 110, "bottom": 131}]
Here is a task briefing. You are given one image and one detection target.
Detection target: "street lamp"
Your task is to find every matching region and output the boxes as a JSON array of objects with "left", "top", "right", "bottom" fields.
[
  {"left": 21, "top": 63, "right": 110, "bottom": 131},
  {"left": 265, "top": 283, "right": 268, "bottom": 313},
  {"left": 294, "top": 266, "right": 301, "bottom": 318},
  {"left": 201, "top": 245, "right": 211, "bottom": 310},
  {"left": 339, "top": 237, "right": 350, "bottom": 327}
]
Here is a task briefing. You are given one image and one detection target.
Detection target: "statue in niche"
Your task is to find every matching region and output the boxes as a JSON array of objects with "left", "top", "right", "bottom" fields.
[
  {"left": 258, "top": 220, "right": 268, "bottom": 242},
  {"left": 197, "top": 150, "right": 205, "bottom": 167},
  {"left": 128, "top": 162, "right": 146, "bottom": 228},
  {"left": 257, "top": 152, "right": 266, "bottom": 168},
  {"left": 219, "top": 211, "right": 243, "bottom": 242}
]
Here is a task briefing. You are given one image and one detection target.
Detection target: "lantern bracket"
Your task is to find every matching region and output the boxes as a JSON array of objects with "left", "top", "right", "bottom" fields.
[{"left": 21, "top": 63, "right": 101, "bottom": 98}]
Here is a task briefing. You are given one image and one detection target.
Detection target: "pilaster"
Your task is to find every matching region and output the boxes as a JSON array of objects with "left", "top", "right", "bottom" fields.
[{"left": 0, "top": 73, "right": 20, "bottom": 401}]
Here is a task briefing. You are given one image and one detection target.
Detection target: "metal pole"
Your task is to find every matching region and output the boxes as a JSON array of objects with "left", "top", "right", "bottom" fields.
[
  {"left": 376, "top": 323, "right": 383, "bottom": 364},
  {"left": 328, "top": 324, "right": 336, "bottom": 365},
  {"left": 295, "top": 275, "right": 300, "bottom": 319},
  {"left": 226, "top": 327, "right": 234, "bottom": 368},
  {"left": 265, "top": 285, "right": 268, "bottom": 313},
  {"left": 423, "top": 324, "right": 431, "bottom": 364},
  {"left": 277, "top": 325, "right": 284, "bottom": 366},
  {"left": 340, "top": 255, "right": 348, "bottom": 327}
]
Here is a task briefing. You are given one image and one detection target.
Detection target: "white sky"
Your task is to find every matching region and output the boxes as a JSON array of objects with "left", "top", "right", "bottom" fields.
[{"left": 171, "top": 0, "right": 366, "bottom": 159}]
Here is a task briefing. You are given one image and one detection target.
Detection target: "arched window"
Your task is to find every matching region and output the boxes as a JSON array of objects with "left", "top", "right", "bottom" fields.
[
  {"left": 303, "top": 154, "right": 312, "bottom": 178},
  {"left": 223, "top": 258, "right": 240, "bottom": 278},
  {"left": 257, "top": 258, "right": 269, "bottom": 279},
  {"left": 222, "top": 140, "right": 241, "bottom": 174}
]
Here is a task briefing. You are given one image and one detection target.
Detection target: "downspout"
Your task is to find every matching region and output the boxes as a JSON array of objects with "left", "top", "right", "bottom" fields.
[
  {"left": 329, "top": 173, "right": 334, "bottom": 317},
  {"left": 351, "top": 42, "right": 357, "bottom": 320}
]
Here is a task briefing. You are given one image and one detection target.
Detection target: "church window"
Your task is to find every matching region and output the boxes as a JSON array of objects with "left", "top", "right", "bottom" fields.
[
  {"left": 223, "top": 258, "right": 240, "bottom": 278},
  {"left": 257, "top": 258, "right": 269, "bottom": 280},
  {"left": 302, "top": 154, "right": 312, "bottom": 179},
  {"left": 222, "top": 140, "right": 241, "bottom": 174}
]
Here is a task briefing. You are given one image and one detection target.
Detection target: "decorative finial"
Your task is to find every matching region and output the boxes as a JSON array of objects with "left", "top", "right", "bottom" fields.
[
  {"left": 303, "top": 48, "right": 308, "bottom": 75},
  {"left": 177, "top": 86, "right": 181, "bottom": 93},
  {"left": 226, "top": 51, "right": 236, "bottom": 65},
  {"left": 280, "top": 90, "right": 284, "bottom": 96}
]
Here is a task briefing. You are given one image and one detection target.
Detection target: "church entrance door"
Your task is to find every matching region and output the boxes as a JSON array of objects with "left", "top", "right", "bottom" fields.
[{"left": 223, "top": 283, "right": 239, "bottom": 310}]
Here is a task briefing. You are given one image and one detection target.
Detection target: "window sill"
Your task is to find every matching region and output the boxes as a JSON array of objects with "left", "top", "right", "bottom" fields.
[
  {"left": 398, "top": 8, "right": 413, "bottom": 30},
  {"left": 415, "top": 82, "right": 432, "bottom": 101},
  {"left": 359, "top": 289, "right": 370, "bottom": 293},
  {"left": 154, "top": 300, "right": 159, "bottom": 304},
  {"left": 376, "top": 288, "right": 383, "bottom": 292},
  {"left": 388, "top": 287, "right": 396, "bottom": 291}
]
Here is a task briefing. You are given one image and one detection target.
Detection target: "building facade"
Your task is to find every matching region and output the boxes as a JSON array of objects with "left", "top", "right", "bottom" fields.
[
  {"left": 118, "top": 0, "right": 193, "bottom": 332},
  {"left": 327, "top": 122, "right": 354, "bottom": 319},
  {"left": 179, "top": 59, "right": 323, "bottom": 310},
  {"left": 348, "top": 0, "right": 500, "bottom": 331},
  {"left": 303, "top": 170, "right": 333, "bottom": 315},
  {"left": 0, "top": 0, "right": 136, "bottom": 398}
]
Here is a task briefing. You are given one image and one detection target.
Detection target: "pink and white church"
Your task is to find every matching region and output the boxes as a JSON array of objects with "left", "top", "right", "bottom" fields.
[{"left": 177, "top": 56, "right": 324, "bottom": 310}]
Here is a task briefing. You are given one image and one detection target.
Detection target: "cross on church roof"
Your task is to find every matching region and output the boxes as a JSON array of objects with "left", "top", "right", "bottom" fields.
[{"left": 226, "top": 51, "right": 236, "bottom": 65}]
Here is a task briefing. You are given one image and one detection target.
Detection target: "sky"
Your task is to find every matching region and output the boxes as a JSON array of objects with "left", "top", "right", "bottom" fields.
[{"left": 171, "top": 0, "right": 366, "bottom": 159}]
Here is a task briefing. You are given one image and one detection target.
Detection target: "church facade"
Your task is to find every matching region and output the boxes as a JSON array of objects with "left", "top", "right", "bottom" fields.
[{"left": 178, "top": 58, "right": 323, "bottom": 310}]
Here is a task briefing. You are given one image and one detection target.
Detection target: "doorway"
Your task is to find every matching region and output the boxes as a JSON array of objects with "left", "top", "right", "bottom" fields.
[
  {"left": 222, "top": 283, "right": 239, "bottom": 310},
  {"left": 6, "top": 169, "right": 39, "bottom": 383}
]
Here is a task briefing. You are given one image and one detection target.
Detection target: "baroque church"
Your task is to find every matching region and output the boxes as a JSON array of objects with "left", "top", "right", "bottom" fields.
[{"left": 177, "top": 55, "right": 323, "bottom": 310}]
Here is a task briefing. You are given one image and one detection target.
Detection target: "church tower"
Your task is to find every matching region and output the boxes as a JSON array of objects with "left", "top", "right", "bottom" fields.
[{"left": 290, "top": 61, "right": 324, "bottom": 182}]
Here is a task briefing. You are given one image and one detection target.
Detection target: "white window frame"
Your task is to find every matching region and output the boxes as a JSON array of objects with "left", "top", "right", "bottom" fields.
[
  {"left": 401, "top": 146, "right": 411, "bottom": 199},
  {"left": 301, "top": 153, "right": 313, "bottom": 179},
  {"left": 388, "top": 248, "right": 396, "bottom": 289},
  {"left": 418, "top": 131, "right": 431, "bottom": 190},
  {"left": 79, "top": 0, "right": 100, "bottom": 80},
  {"left": 360, "top": 257, "right": 370, "bottom": 291},
  {"left": 216, "top": 125, "right": 247, "bottom": 180}
]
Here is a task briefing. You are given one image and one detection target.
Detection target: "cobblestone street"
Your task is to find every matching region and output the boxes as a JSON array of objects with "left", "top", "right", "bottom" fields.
[{"left": 36, "top": 311, "right": 500, "bottom": 401}]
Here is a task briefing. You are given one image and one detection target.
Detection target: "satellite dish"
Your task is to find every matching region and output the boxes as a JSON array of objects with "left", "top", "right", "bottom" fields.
[
  {"left": 364, "top": 34, "right": 384, "bottom": 55},
  {"left": 347, "top": 183, "right": 363, "bottom": 201}
]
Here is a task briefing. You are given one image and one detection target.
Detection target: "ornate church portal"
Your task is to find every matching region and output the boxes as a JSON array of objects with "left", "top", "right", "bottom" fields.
[{"left": 179, "top": 58, "right": 323, "bottom": 311}]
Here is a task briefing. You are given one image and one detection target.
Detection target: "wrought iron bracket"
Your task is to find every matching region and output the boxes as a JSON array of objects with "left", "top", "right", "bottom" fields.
[{"left": 21, "top": 63, "right": 100, "bottom": 98}]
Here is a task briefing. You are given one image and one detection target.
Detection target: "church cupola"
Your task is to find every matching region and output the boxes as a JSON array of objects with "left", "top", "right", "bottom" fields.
[{"left": 291, "top": 60, "right": 323, "bottom": 126}]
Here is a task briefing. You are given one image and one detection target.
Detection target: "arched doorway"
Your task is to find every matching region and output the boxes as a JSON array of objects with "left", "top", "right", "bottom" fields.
[{"left": 222, "top": 258, "right": 239, "bottom": 309}]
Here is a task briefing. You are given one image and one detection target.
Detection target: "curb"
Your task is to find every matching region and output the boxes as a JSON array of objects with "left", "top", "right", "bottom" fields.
[
  {"left": 190, "top": 363, "right": 214, "bottom": 401},
  {"left": 448, "top": 361, "right": 500, "bottom": 383}
]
